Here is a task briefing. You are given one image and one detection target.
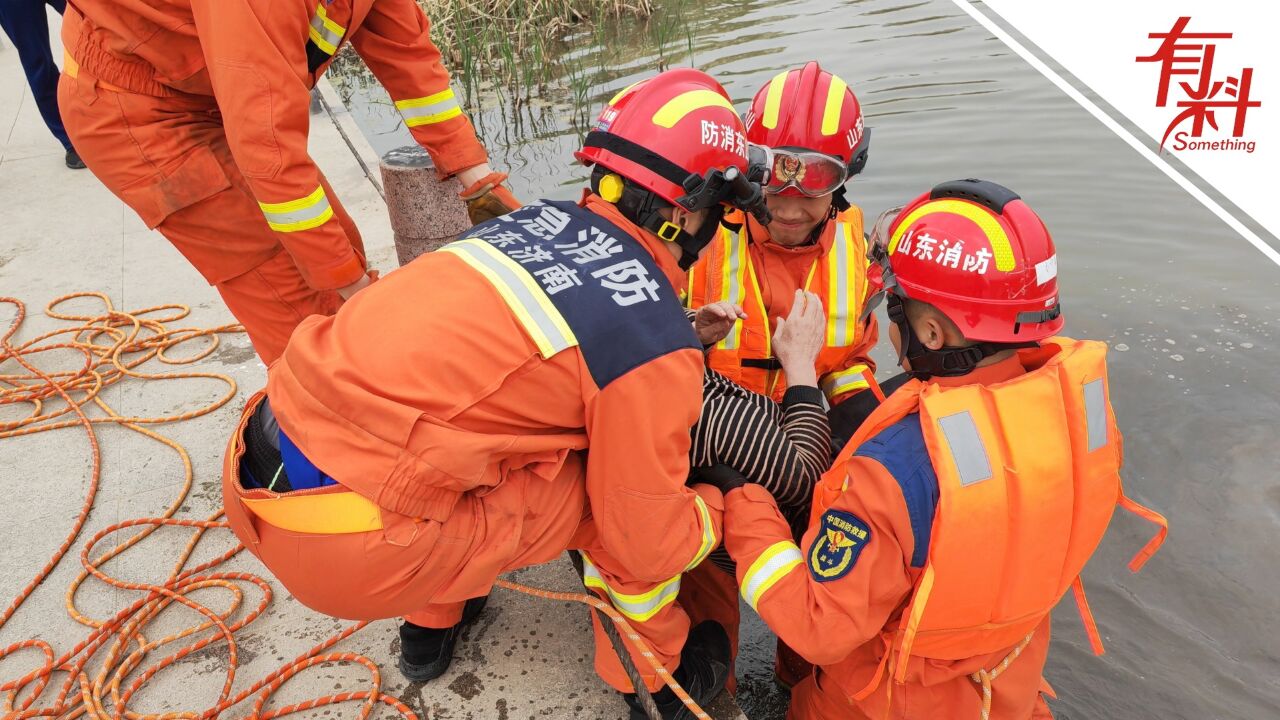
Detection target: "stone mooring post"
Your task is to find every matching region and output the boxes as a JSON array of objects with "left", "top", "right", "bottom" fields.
[{"left": 379, "top": 145, "right": 471, "bottom": 266}]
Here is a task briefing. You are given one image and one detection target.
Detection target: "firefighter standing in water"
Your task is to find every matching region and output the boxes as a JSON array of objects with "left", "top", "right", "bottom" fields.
[
  {"left": 686, "top": 61, "right": 883, "bottom": 434},
  {"left": 680, "top": 60, "right": 882, "bottom": 690},
  {"left": 711, "top": 179, "right": 1168, "bottom": 719},
  {"left": 57, "top": 0, "right": 519, "bottom": 363},
  {"left": 221, "top": 69, "right": 773, "bottom": 719}
]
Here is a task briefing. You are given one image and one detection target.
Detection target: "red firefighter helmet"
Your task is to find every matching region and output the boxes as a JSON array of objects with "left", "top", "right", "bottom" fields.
[
  {"left": 745, "top": 61, "right": 869, "bottom": 179},
  {"left": 875, "top": 179, "right": 1063, "bottom": 343},
  {"left": 575, "top": 68, "right": 750, "bottom": 210}
]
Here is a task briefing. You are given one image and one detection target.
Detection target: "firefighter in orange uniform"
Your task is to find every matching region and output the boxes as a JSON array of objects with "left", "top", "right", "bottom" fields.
[
  {"left": 221, "top": 69, "right": 774, "bottom": 719},
  {"left": 686, "top": 61, "right": 882, "bottom": 420},
  {"left": 709, "top": 179, "right": 1169, "bottom": 719},
  {"left": 57, "top": 0, "right": 519, "bottom": 364},
  {"left": 681, "top": 60, "right": 884, "bottom": 691}
]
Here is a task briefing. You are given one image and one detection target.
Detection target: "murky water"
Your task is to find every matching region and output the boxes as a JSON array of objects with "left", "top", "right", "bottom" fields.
[{"left": 327, "top": 0, "right": 1280, "bottom": 717}]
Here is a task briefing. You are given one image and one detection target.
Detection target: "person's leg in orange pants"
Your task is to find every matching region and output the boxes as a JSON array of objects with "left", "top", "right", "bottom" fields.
[
  {"left": 227, "top": 405, "right": 699, "bottom": 696},
  {"left": 57, "top": 72, "right": 364, "bottom": 364},
  {"left": 214, "top": 246, "right": 344, "bottom": 363},
  {"left": 787, "top": 669, "right": 870, "bottom": 720},
  {"left": 775, "top": 638, "right": 815, "bottom": 690},
  {"left": 676, "top": 562, "right": 740, "bottom": 693},
  {"left": 574, "top": 544, "right": 695, "bottom": 694}
]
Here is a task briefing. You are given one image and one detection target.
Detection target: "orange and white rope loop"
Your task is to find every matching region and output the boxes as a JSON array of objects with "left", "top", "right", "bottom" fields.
[{"left": 0, "top": 293, "right": 707, "bottom": 720}]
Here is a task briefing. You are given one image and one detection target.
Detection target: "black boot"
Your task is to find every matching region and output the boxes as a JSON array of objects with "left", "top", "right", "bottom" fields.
[
  {"left": 397, "top": 595, "right": 488, "bottom": 682},
  {"left": 624, "top": 621, "right": 730, "bottom": 720},
  {"left": 65, "top": 148, "right": 86, "bottom": 170}
]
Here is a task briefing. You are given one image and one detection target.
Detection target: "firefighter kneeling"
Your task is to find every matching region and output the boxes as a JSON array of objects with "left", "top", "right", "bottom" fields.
[
  {"left": 709, "top": 179, "right": 1168, "bottom": 719},
  {"left": 221, "top": 68, "right": 770, "bottom": 718}
]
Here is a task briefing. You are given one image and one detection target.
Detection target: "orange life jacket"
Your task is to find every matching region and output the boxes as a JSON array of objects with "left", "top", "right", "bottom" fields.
[
  {"left": 686, "top": 208, "right": 878, "bottom": 403},
  {"left": 812, "top": 337, "right": 1168, "bottom": 694}
]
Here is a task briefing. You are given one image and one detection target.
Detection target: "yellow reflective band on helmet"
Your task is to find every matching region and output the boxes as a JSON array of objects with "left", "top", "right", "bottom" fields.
[
  {"left": 259, "top": 186, "right": 334, "bottom": 233},
  {"left": 439, "top": 239, "right": 578, "bottom": 358},
  {"left": 395, "top": 89, "right": 462, "bottom": 127},
  {"left": 581, "top": 552, "right": 681, "bottom": 623},
  {"left": 821, "top": 76, "right": 848, "bottom": 136},
  {"left": 242, "top": 491, "right": 382, "bottom": 534},
  {"left": 716, "top": 227, "right": 747, "bottom": 351},
  {"left": 820, "top": 364, "right": 871, "bottom": 400},
  {"left": 741, "top": 541, "right": 803, "bottom": 611},
  {"left": 684, "top": 494, "right": 718, "bottom": 571},
  {"left": 308, "top": 3, "right": 346, "bottom": 55},
  {"left": 651, "top": 89, "right": 735, "bottom": 129},
  {"left": 888, "top": 199, "right": 1016, "bottom": 272},
  {"left": 826, "top": 222, "right": 858, "bottom": 347},
  {"left": 762, "top": 71, "right": 789, "bottom": 130},
  {"left": 609, "top": 80, "right": 643, "bottom": 106}
]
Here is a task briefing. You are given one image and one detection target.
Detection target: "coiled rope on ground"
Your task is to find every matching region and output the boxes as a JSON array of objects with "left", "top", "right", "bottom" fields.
[{"left": 0, "top": 293, "right": 707, "bottom": 720}]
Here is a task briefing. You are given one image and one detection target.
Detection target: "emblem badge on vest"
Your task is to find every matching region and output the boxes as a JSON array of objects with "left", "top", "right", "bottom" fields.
[{"left": 809, "top": 510, "right": 870, "bottom": 582}]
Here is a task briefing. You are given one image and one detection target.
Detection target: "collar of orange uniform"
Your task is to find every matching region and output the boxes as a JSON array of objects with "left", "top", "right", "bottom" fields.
[
  {"left": 744, "top": 211, "right": 834, "bottom": 258},
  {"left": 579, "top": 191, "right": 687, "bottom": 291},
  {"left": 928, "top": 353, "right": 1027, "bottom": 389}
]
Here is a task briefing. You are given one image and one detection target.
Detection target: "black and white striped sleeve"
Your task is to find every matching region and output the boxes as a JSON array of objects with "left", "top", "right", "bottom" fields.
[{"left": 690, "top": 372, "right": 832, "bottom": 516}]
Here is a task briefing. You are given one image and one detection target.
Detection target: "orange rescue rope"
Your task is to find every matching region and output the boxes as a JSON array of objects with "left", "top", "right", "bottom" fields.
[{"left": 0, "top": 293, "right": 707, "bottom": 720}]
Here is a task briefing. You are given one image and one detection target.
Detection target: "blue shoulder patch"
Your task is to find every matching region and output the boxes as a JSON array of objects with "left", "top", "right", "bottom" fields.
[
  {"left": 808, "top": 509, "right": 871, "bottom": 582},
  {"left": 463, "top": 201, "right": 697, "bottom": 389},
  {"left": 854, "top": 413, "right": 938, "bottom": 568}
]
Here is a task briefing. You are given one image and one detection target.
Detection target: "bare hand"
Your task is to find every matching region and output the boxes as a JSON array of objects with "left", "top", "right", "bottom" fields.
[
  {"left": 773, "top": 290, "right": 824, "bottom": 387},
  {"left": 456, "top": 163, "right": 494, "bottom": 190},
  {"left": 694, "top": 301, "right": 747, "bottom": 346},
  {"left": 337, "top": 271, "right": 374, "bottom": 301}
]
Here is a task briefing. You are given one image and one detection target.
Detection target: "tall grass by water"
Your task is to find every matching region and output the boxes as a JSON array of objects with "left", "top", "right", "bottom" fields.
[{"left": 328, "top": 0, "right": 697, "bottom": 138}]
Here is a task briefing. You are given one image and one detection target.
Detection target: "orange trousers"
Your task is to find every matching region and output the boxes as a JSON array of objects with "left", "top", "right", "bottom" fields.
[
  {"left": 676, "top": 562, "right": 740, "bottom": 694},
  {"left": 786, "top": 665, "right": 1056, "bottom": 719},
  {"left": 676, "top": 563, "right": 822, "bottom": 696},
  {"left": 57, "top": 71, "right": 363, "bottom": 364},
  {"left": 222, "top": 393, "right": 695, "bottom": 693}
]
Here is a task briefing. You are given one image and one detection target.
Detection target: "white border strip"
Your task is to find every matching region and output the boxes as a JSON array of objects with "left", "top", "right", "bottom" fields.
[{"left": 950, "top": 0, "right": 1280, "bottom": 269}]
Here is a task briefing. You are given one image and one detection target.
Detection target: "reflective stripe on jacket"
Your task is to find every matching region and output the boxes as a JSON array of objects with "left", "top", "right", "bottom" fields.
[
  {"left": 64, "top": 0, "right": 487, "bottom": 290},
  {"left": 266, "top": 196, "right": 722, "bottom": 584},
  {"left": 686, "top": 207, "right": 877, "bottom": 403}
]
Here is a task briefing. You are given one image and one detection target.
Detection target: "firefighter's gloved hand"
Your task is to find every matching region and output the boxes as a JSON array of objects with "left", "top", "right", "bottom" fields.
[
  {"left": 692, "top": 464, "right": 750, "bottom": 494},
  {"left": 459, "top": 171, "right": 521, "bottom": 225}
]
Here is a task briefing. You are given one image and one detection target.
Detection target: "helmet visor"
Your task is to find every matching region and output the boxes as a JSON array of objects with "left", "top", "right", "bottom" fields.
[{"left": 752, "top": 145, "right": 849, "bottom": 197}]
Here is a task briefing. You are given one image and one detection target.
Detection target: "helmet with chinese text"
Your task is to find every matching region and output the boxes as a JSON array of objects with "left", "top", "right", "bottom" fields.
[
  {"left": 745, "top": 62, "right": 869, "bottom": 187},
  {"left": 874, "top": 179, "right": 1063, "bottom": 344},
  {"left": 575, "top": 68, "right": 750, "bottom": 210}
]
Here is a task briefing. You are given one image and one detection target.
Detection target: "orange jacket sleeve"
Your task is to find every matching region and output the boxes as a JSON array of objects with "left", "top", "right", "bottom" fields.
[
  {"left": 349, "top": 0, "right": 488, "bottom": 177},
  {"left": 190, "top": 0, "right": 365, "bottom": 291},
  {"left": 822, "top": 312, "right": 880, "bottom": 405},
  {"left": 723, "top": 456, "right": 914, "bottom": 666},
  {"left": 584, "top": 348, "right": 724, "bottom": 583}
]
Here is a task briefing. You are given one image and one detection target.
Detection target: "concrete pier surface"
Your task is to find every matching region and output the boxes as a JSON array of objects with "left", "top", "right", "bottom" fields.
[{"left": 0, "top": 24, "right": 744, "bottom": 720}]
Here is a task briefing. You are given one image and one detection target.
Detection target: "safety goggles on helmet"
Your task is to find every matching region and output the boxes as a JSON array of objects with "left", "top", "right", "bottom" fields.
[
  {"left": 748, "top": 144, "right": 849, "bottom": 198},
  {"left": 859, "top": 205, "right": 906, "bottom": 322}
]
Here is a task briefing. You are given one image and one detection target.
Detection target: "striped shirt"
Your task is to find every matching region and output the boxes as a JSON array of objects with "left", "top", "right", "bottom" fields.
[{"left": 692, "top": 369, "right": 832, "bottom": 574}]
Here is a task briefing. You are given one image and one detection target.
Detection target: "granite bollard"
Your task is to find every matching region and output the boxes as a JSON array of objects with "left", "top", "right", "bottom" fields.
[{"left": 379, "top": 145, "right": 471, "bottom": 265}]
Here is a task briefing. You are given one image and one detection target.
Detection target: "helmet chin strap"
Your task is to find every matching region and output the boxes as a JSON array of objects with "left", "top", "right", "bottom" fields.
[
  {"left": 641, "top": 205, "right": 724, "bottom": 270},
  {"left": 605, "top": 172, "right": 725, "bottom": 271},
  {"left": 831, "top": 185, "right": 852, "bottom": 213},
  {"left": 887, "top": 294, "right": 1028, "bottom": 379}
]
